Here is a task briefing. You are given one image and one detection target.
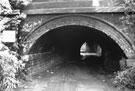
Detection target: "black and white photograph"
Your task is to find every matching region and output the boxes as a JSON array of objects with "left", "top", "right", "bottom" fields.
[{"left": 0, "top": 0, "right": 135, "bottom": 91}]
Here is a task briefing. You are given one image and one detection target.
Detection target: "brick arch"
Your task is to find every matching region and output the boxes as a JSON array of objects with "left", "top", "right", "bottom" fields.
[{"left": 24, "top": 14, "right": 135, "bottom": 58}]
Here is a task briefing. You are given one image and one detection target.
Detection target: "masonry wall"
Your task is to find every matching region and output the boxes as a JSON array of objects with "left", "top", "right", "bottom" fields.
[
  {"left": 26, "top": 52, "right": 63, "bottom": 75},
  {"left": 20, "top": 0, "right": 135, "bottom": 73},
  {"left": 22, "top": 13, "right": 135, "bottom": 49}
]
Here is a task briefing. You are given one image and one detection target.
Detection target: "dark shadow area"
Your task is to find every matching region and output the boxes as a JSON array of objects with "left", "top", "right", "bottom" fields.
[{"left": 29, "top": 25, "right": 126, "bottom": 73}]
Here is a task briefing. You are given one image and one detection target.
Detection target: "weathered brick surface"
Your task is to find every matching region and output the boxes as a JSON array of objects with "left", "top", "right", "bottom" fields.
[{"left": 26, "top": 52, "right": 63, "bottom": 76}]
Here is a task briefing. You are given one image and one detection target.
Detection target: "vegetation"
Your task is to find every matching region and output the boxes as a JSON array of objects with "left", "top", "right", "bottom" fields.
[
  {"left": 113, "top": 0, "right": 135, "bottom": 89},
  {"left": 0, "top": 0, "right": 31, "bottom": 91},
  {"left": 121, "top": 0, "right": 135, "bottom": 26},
  {"left": 114, "top": 66, "right": 135, "bottom": 89}
]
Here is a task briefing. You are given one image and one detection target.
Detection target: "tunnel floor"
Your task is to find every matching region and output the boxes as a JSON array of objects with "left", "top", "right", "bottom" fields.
[{"left": 17, "top": 57, "right": 132, "bottom": 91}]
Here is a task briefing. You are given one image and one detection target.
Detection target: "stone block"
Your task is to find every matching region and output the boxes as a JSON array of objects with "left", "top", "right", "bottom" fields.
[{"left": 126, "top": 59, "right": 135, "bottom": 67}]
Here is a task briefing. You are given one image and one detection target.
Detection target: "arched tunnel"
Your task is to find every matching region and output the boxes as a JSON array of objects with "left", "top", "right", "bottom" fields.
[{"left": 28, "top": 25, "right": 126, "bottom": 73}]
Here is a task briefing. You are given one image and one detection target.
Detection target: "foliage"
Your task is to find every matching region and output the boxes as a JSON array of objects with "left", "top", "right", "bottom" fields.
[
  {"left": 113, "top": 66, "right": 135, "bottom": 89},
  {"left": 0, "top": 44, "right": 25, "bottom": 91},
  {"left": 113, "top": 0, "right": 135, "bottom": 90},
  {"left": 9, "top": 0, "right": 31, "bottom": 9},
  {"left": 0, "top": 0, "right": 12, "bottom": 14},
  {"left": 121, "top": 0, "right": 135, "bottom": 26},
  {"left": 21, "top": 20, "right": 42, "bottom": 32},
  {"left": 0, "top": 0, "right": 30, "bottom": 91}
]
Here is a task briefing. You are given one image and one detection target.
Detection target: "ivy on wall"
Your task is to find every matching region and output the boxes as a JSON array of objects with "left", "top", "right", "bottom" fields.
[
  {"left": 0, "top": 0, "right": 31, "bottom": 91},
  {"left": 121, "top": 0, "right": 135, "bottom": 26},
  {"left": 113, "top": 0, "right": 135, "bottom": 89},
  {"left": 119, "top": 0, "right": 135, "bottom": 49}
]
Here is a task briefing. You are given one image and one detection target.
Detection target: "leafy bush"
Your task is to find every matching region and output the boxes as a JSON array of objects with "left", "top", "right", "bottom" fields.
[
  {"left": 121, "top": 0, "right": 135, "bottom": 26},
  {"left": 113, "top": 66, "right": 135, "bottom": 89},
  {"left": 0, "top": 0, "right": 31, "bottom": 91},
  {"left": 114, "top": 1, "right": 135, "bottom": 89},
  {"left": 0, "top": 43, "right": 25, "bottom": 91}
]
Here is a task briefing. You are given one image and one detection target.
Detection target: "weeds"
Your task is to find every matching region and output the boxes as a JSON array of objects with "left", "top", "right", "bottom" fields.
[{"left": 113, "top": 66, "right": 135, "bottom": 89}]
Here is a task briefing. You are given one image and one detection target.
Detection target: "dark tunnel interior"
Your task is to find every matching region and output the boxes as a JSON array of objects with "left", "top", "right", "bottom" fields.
[{"left": 29, "top": 25, "right": 127, "bottom": 72}]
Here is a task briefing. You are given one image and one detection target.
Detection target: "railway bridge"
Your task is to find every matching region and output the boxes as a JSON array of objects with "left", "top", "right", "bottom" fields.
[{"left": 21, "top": 0, "right": 135, "bottom": 74}]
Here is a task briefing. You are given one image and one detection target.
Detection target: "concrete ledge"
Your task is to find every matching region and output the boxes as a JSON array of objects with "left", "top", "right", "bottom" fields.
[
  {"left": 24, "top": 1, "right": 94, "bottom": 9},
  {"left": 22, "top": 0, "right": 124, "bottom": 14},
  {"left": 23, "top": 7, "right": 124, "bottom": 15}
]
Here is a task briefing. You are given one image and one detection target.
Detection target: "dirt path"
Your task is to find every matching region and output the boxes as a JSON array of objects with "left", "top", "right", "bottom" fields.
[{"left": 19, "top": 62, "right": 130, "bottom": 91}]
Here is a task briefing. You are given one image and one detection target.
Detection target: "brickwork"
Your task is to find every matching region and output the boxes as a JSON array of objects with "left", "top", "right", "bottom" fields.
[{"left": 26, "top": 52, "right": 63, "bottom": 76}]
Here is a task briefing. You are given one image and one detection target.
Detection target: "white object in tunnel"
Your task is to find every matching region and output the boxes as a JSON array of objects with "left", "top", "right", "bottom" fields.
[
  {"left": 80, "top": 42, "right": 90, "bottom": 53},
  {"left": 80, "top": 42, "right": 102, "bottom": 60}
]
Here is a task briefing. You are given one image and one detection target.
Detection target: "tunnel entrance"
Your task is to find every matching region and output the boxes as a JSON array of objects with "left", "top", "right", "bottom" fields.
[
  {"left": 28, "top": 25, "right": 126, "bottom": 73},
  {"left": 23, "top": 25, "right": 128, "bottom": 91},
  {"left": 21, "top": 15, "right": 135, "bottom": 90}
]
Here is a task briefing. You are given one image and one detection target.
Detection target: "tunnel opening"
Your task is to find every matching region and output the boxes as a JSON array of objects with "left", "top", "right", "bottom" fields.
[
  {"left": 80, "top": 42, "right": 102, "bottom": 57},
  {"left": 28, "top": 25, "right": 126, "bottom": 74}
]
